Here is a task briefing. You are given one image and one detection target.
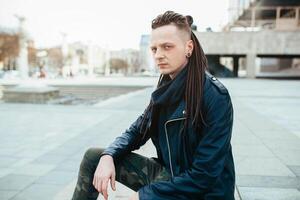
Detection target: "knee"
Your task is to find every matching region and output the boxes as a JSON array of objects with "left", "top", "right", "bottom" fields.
[
  {"left": 80, "top": 147, "right": 105, "bottom": 170},
  {"left": 83, "top": 147, "right": 105, "bottom": 159}
]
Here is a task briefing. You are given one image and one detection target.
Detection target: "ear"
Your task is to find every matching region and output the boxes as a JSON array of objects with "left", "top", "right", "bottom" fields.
[{"left": 186, "top": 40, "right": 194, "bottom": 54}]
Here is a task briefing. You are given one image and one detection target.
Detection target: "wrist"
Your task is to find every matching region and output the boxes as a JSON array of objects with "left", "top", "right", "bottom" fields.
[{"left": 101, "top": 154, "right": 113, "bottom": 160}]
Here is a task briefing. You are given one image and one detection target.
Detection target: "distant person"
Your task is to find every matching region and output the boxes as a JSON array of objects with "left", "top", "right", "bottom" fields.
[
  {"left": 39, "top": 66, "right": 46, "bottom": 78},
  {"left": 71, "top": 11, "right": 235, "bottom": 200}
]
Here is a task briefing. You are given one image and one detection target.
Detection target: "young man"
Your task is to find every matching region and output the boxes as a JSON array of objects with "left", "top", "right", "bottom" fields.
[{"left": 71, "top": 11, "right": 235, "bottom": 200}]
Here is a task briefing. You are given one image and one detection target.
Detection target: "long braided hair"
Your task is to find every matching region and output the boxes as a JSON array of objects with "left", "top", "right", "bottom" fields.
[{"left": 140, "top": 11, "right": 208, "bottom": 139}]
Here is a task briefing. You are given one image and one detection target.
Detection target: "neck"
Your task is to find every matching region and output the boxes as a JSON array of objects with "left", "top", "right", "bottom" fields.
[{"left": 169, "top": 59, "right": 188, "bottom": 79}]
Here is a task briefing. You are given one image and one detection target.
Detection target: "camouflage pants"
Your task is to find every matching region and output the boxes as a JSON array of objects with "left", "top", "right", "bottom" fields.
[{"left": 71, "top": 147, "right": 170, "bottom": 200}]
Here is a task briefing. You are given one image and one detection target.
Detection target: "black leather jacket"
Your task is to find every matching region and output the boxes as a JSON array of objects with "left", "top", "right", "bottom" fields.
[{"left": 103, "top": 72, "right": 235, "bottom": 200}]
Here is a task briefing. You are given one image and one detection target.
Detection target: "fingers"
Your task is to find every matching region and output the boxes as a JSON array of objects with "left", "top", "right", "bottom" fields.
[
  {"left": 101, "top": 179, "right": 109, "bottom": 200},
  {"left": 92, "top": 158, "right": 116, "bottom": 199},
  {"left": 111, "top": 173, "right": 116, "bottom": 191},
  {"left": 93, "top": 173, "right": 109, "bottom": 200},
  {"left": 93, "top": 174, "right": 102, "bottom": 194}
]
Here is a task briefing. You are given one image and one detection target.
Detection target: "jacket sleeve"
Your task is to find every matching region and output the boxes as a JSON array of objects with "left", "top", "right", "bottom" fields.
[
  {"left": 101, "top": 109, "right": 151, "bottom": 160},
  {"left": 138, "top": 93, "right": 234, "bottom": 199}
]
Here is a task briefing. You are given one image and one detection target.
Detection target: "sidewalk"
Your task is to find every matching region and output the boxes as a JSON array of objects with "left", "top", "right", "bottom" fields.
[
  {"left": 0, "top": 77, "right": 299, "bottom": 200},
  {"left": 223, "top": 78, "right": 300, "bottom": 200}
]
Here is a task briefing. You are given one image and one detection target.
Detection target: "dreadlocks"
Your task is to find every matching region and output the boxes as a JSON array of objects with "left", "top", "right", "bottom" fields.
[{"left": 140, "top": 11, "right": 208, "bottom": 139}]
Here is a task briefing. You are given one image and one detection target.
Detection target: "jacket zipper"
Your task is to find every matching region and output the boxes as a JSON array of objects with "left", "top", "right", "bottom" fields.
[{"left": 164, "top": 117, "right": 186, "bottom": 177}]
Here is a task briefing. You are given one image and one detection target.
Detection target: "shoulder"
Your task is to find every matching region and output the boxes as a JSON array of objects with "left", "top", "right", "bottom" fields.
[
  {"left": 203, "top": 72, "right": 232, "bottom": 112},
  {"left": 204, "top": 71, "right": 229, "bottom": 95}
]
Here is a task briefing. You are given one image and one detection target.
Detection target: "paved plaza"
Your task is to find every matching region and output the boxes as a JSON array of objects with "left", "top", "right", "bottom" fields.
[{"left": 0, "top": 77, "right": 299, "bottom": 200}]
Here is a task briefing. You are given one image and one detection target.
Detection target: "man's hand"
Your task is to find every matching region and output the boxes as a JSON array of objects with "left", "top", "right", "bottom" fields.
[
  {"left": 129, "top": 192, "right": 139, "bottom": 200},
  {"left": 93, "top": 155, "right": 116, "bottom": 200}
]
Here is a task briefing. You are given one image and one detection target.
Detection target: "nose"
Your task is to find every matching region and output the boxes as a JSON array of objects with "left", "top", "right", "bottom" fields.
[{"left": 154, "top": 49, "right": 165, "bottom": 60}]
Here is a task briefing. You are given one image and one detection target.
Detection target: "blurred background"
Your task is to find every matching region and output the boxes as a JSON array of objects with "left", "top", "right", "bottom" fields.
[
  {"left": 0, "top": 0, "right": 299, "bottom": 81},
  {"left": 0, "top": 0, "right": 299, "bottom": 200}
]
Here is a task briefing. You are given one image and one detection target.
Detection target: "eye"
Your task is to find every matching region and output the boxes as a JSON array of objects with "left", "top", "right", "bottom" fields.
[
  {"left": 151, "top": 47, "right": 157, "bottom": 53},
  {"left": 164, "top": 45, "right": 171, "bottom": 50}
]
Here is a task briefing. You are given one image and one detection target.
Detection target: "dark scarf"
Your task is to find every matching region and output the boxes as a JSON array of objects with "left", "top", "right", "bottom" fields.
[
  {"left": 140, "top": 66, "right": 188, "bottom": 139},
  {"left": 151, "top": 66, "right": 188, "bottom": 106}
]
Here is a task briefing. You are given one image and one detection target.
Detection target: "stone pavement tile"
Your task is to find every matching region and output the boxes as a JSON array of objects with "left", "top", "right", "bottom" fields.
[
  {"left": 57, "top": 138, "right": 90, "bottom": 150},
  {"left": 262, "top": 138, "right": 300, "bottom": 151},
  {"left": 241, "top": 117, "right": 286, "bottom": 132},
  {"left": 10, "top": 158, "right": 35, "bottom": 167},
  {"left": 30, "top": 153, "right": 67, "bottom": 165},
  {"left": 234, "top": 155, "right": 246, "bottom": 166},
  {"left": 292, "top": 131, "right": 300, "bottom": 139},
  {"left": 24, "top": 142, "right": 61, "bottom": 153},
  {"left": 288, "top": 165, "right": 300, "bottom": 177},
  {"left": 235, "top": 106, "right": 286, "bottom": 131},
  {"left": 0, "top": 156, "right": 19, "bottom": 168},
  {"left": 271, "top": 149, "right": 300, "bottom": 166},
  {"left": 236, "top": 157, "right": 295, "bottom": 177},
  {"left": 93, "top": 87, "right": 152, "bottom": 108},
  {"left": 237, "top": 175, "right": 300, "bottom": 189},
  {"left": 12, "top": 163, "right": 56, "bottom": 176},
  {"left": 64, "top": 134, "right": 92, "bottom": 143},
  {"left": 67, "top": 151, "right": 85, "bottom": 163},
  {"left": 233, "top": 144, "right": 275, "bottom": 157},
  {"left": 253, "top": 130, "right": 300, "bottom": 140},
  {"left": 0, "top": 190, "right": 19, "bottom": 200},
  {"left": 236, "top": 97, "right": 300, "bottom": 132},
  {"left": 16, "top": 149, "right": 47, "bottom": 158},
  {"left": 232, "top": 121, "right": 249, "bottom": 133},
  {"left": 232, "top": 128, "right": 254, "bottom": 138},
  {"left": 10, "top": 183, "right": 63, "bottom": 200},
  {"left": 238, "top": 187, "right": 300, "bottom": 200},
  {"left": 0, "top": 147, "right": 23, "bottom": 157},
  {"left": 45, "top": 145, "right": 83, "bottom": 157},
  {"left": 53, "top": 179, "right": 76, "bottom": 200},
  {"left": 0, "top": 168, "right": 13, "bottom": 178},
  {"left": 53, "top": 178, "right": 133, "bottom": 200},
  {"left": 231, "top": 131, "right": 263, "bottom": 145},
  {"left": 79, "top": 118, "right": 141, "bottom": 149},
  {"left": 53, "top": 159, "right": 80, "bottom": 172},
  {"left": 35, "top": 170, "right": 77, "bottom": 185},
  {"left": 0, "top": 174, "right": 38, "bottom": 190}
]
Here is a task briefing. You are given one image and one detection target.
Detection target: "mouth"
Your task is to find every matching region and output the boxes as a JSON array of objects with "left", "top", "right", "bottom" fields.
[{"left": 158, "top": 63, "right": 168, "bottom": 67}]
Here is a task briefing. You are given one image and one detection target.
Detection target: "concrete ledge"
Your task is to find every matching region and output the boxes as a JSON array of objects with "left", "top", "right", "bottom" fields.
[{"left": 3, "top": 86, "right": 59, "bottom": 104}]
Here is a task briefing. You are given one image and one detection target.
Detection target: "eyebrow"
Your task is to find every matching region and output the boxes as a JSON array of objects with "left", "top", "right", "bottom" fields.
[{"left": 150, "top": 42, "right": 173, "bottom": 49}]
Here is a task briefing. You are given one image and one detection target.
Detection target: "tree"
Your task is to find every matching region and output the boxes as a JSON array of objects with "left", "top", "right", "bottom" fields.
[
  {"left": 109, "top": 58, "right": 128, "bottom": 74},
  {"left": 0, "top": 34, "right": 19, "bottom": 70}
]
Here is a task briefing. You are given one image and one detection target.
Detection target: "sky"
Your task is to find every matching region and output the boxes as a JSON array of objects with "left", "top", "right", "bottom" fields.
[{"left": 0, "top": 0, "right": 229, "bottom": 50}]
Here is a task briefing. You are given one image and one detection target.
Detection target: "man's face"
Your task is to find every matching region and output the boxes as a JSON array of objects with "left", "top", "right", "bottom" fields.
[{"left": 150, "top": 24, "right": 192, "bottom": 79}]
